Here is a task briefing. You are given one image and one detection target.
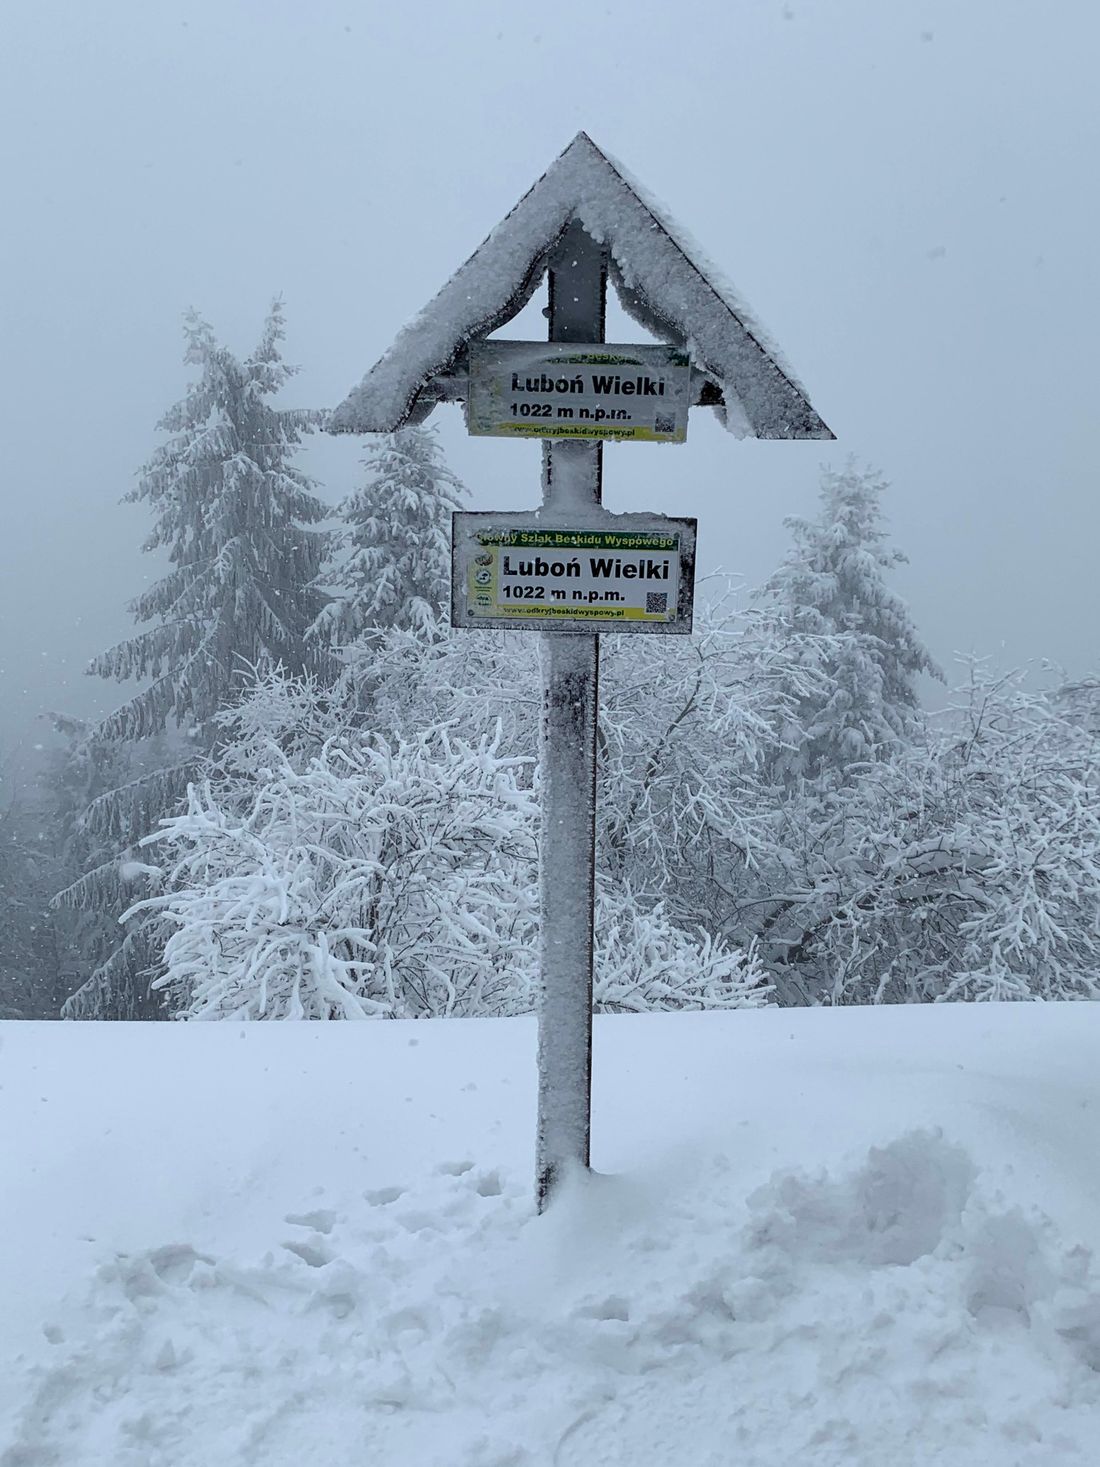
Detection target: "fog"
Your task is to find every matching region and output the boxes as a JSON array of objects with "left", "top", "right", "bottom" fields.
[{"left": 2, "top": 0, "right": 1097, "bottom": 764}]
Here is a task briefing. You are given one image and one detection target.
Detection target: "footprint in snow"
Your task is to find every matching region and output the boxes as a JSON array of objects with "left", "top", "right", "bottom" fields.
[
  {"left": 149, "top": 1242, "right": 215, "bottom": 1283},
  {"left": 281, "top": 1237, "right": 334, "bottom": 1268},
  {"left": 284, "top": 1208, "right": 337, "bottom": 1234},
  {"left": 364, "top": 1185, "right": 405, "bottom": 1206}
]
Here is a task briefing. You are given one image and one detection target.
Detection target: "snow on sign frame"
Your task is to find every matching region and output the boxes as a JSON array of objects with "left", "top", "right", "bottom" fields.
[
  {"left": 452, "top": 511, "right": 696, "bottom": 634},
  {"left": 327, "top": 133, "right": 833, "bottom": 441},
  {"left": 467, "top": 342, "right": 691, "bottom": 443}
]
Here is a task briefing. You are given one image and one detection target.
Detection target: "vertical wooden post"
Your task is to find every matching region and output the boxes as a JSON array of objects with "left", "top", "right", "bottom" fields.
[{"left": 535, "top": 222, "right": 606, "bottom": 1211}]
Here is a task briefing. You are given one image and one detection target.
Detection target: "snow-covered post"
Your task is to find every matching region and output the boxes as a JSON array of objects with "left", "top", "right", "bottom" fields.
[
  {"left": 326, "top": 132, "right": 834, "bottom": 1213},
  {"left": 535, "top": 222, "right": 606, "bottom": 1210}
]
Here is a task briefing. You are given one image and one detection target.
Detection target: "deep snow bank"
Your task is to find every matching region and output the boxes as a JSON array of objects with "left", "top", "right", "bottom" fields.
[{"left": 2, "top": 1006, "right": 1099, "bottom": 1465}]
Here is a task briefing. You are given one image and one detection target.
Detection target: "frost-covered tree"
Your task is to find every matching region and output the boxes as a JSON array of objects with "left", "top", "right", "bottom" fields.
[
  {"left": 335, "top": 590, "right": 844, "bottom": 957},
  {"left": 312, "top": 426, "right": 465, "bottom": 645},
  {"left": 90, "top": 302, "right": 331, "bottom": 742},
  {"left": 1056, "top": 673, "right": 1100, "bottom": 736},
  {"left": 127, "top": 725, "right": 539, "bottom": 1020},
  {"left": 44, "top": 716, "right": 178, "bottom": 1018},
  {"left": 593, "top": 882, "right": 770, "bottom": 1012},
  {"left": 127, "top": 658, "right": 771, "bottom": 1021},
  {"left": 59, "top": 303, "right": 331, "bottom": 1018},
  {"left": 719, "top": 661, "right": 1100, "bottom": 1004},
  {"left": 596, "top": 587, "right": 845, "bottom": 931},
  {"left": 0, "top": 766, "right": 73, "bottom": 1018},
  {"left": 762, "top": 462, "right": 942, "bottom": 783}
]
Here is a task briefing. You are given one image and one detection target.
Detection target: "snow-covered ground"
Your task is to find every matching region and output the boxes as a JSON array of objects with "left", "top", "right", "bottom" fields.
[{"left": 3, "top": 1005, "right": 1100, "bottom": 1465}]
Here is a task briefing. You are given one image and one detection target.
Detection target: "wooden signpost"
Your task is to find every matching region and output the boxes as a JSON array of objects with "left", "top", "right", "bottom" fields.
[{"left": 329, "top": 133, "right": 832, "bottom": 1210}]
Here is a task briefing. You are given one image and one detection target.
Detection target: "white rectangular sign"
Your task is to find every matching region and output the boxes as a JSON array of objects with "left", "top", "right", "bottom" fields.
[
  {"left": 452, "top": 513, "right": 697, "bottom": 634},
  {"left": 466, "top": 341, "right": 691, "bottom": 443}
]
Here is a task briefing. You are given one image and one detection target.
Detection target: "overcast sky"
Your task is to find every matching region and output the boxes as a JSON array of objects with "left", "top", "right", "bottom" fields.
[{"left": 2, "top": 0, "right": 1097, "bottom": 765}]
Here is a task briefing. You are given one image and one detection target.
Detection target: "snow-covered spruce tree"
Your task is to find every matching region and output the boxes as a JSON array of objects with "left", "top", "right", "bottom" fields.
[
  {"left": 59, "top": 303, "right": 332, "bottom": 1018},
  {"left": 762, "top": 462, "right": 942, "bottom": 784},
  {"left": 50, "top": 718, "right": 181, "bottom": 1019},
  {"left": 0, "top": 759, "right": 76, "bottom": 1019},
  {"left": 311, "top": 426, "right": 466, "bottom": 646},
  {"left": 91, "top": 302, "right": 332, "bottom": 738}
]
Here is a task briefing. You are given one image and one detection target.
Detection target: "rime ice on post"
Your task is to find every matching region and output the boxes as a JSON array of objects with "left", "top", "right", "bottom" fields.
[
  {"left": 329, "top": 133, "right": 832, "bottom": 1211},
  {"left": 534, "top": 220, "right": 603, "bottom": 1205}
]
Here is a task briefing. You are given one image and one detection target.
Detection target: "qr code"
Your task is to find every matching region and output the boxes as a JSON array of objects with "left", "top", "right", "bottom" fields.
[
  {"left": 654, "top": 414, "right": 675, "bottom": 435},
  {"left": 646, "top": 592, "right": 669, "bottom": 614}
]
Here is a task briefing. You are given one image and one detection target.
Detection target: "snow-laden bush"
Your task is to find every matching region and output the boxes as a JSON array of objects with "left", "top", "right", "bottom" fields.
[
  {"left": 122, "top": 641, "right": 1097, "bottom": 1015},
  {"left": 351, "top": 593, "right": 846, "bottom": 936},
  {"left": 726, "top": 665, "right": 1100, "bottom": 1004},
  {"left": 126, "top": 727, "right": 539, "bottom": 1020},
  {"left": 594, "top": 882, "right": 771, "bottom": 1012},
  {"left": 124, "top": 657, "right": 773, "bottom": 1020}
]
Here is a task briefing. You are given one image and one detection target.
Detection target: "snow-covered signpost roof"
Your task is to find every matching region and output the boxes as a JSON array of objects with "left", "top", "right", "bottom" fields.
[
  {"left": 331, "top": 135, "right": 832, "bottom": 1214},
  {"left": 329, "top": 132, "right": 833, "bottom": 442}
]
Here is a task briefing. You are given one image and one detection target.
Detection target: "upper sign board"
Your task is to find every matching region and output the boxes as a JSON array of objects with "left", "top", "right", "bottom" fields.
[
  {"left": 452, "top": 512, "right": 696, "bottom": 634},
  {"left": 467, "top": 341, "right": 691, "bottom": 443}
]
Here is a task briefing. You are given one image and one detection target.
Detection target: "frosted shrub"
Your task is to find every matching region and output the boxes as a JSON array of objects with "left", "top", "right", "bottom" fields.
[
  {"left": 125, "top": 651, "right": 777, "bottom": 1020},
  {"left": 594, "top": 882, "right": 771, "bottom": 1012},
  {"left": 125, "top": 728, "right": 539, "bottom": 1020},
  {"left": 934, "top": 670, "right": 1100, "bottom": 1002},
  {"left": 733, "top": 665, "right": 1100, "bottom": 1004}
]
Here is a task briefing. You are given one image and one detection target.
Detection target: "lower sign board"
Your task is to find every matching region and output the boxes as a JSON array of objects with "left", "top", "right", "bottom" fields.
[
  {"left": 452, "top": 512, "right": 697, "bottom": 634},
  {"left": 466, "top": 341, "right": 691, "bottom": 443}
]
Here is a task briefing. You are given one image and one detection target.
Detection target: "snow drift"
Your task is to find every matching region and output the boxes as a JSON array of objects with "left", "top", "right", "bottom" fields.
[{"left": 2, "top": 1004, "right": 1100, "bottom": 1464}]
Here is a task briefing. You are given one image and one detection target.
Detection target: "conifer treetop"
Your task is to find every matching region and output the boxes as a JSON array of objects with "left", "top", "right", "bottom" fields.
[
  {"left": 312, "top": 425, "right": 466, "bottom": 646},
  {"left": 765, "top": 461, "right": 943, "bottom": 778},
  {"left": 89, "top": 301, "right": 332, "bottom": 742}
]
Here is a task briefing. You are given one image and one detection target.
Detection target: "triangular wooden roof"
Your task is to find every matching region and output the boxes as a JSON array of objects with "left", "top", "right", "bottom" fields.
[{"left": 329, "top": 133, "right": 832, "bottom": 440}]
